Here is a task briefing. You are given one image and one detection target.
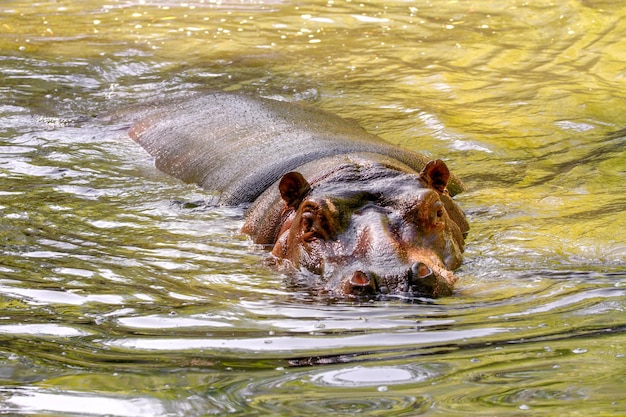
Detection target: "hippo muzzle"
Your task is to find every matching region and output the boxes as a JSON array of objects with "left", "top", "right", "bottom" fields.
[{"left": 340, "top": 262, "right": 453, "bottom": 299}]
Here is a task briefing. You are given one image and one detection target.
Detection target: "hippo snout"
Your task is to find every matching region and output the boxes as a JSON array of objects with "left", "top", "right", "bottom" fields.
[{"left": 338, "top": 261, "right": 455, "bottom": 298}]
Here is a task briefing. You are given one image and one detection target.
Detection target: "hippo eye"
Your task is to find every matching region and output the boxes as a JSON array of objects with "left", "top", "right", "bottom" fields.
[
  {"left": 301, "top": 211, "right": 318, "bottom": 242},
  {"left": 302, "top": 211, "right": 315, "bottom": 231},
  {"left": 435, "top": 201, "right": 445, "bottom": 217}
]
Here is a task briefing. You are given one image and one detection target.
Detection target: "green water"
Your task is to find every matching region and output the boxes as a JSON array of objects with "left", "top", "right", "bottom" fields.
[{"left": 1, "top": 0, "right": 625, "bottom": 416}]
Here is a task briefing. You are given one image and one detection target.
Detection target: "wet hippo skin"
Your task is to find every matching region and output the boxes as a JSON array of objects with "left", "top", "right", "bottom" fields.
[{"left": 129, "top": 92, "right": 469, "bottom": 298}]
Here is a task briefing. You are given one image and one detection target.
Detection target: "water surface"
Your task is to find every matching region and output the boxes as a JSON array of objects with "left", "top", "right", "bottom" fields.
[{"left": 1, "top": 0, "right": 625, "bottom": 416}]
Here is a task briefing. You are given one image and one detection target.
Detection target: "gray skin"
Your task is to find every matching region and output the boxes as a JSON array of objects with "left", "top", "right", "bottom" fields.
[{"left": 128, "top": 92, "right": 469, "bottom": 298}]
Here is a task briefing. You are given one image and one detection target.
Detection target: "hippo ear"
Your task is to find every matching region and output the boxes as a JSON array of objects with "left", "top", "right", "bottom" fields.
[
  {"left": 419, "top": 159, "right": 450, "bottom": 193},
  {"left": 279, "top": 172, "right": 311, "bottom": 208}
]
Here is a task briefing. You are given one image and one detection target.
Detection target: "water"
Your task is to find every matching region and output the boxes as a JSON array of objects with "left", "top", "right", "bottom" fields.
[{"left": 1, "top": 0, "right": 625, "bottom": 415}]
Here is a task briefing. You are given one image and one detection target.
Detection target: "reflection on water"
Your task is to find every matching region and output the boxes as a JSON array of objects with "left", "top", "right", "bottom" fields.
[{"left": 1, "top": 0, "right": 625, "bottom": 415}]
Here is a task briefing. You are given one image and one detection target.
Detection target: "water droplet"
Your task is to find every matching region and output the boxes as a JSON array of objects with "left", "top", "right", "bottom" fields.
[
  {"left": 572, "top": 348, "right": 587, "bottom": 354},
  {"left": 377, "top": 385, "right": 388, "bottom": 392},
  {"left": 519, "top": 404, "right": 531, "bottom": 410}
]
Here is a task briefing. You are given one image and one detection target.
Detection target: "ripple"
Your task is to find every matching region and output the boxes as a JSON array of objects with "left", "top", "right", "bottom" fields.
[
  {"left": 106, "top": 327, "right": 507, "bottom": 354},
  {"left": 0, "top": 324, "right": 90, "bottom": 337},
  {"left": 0, "top": 284, "right": 125, "bottom": 306},
  {"left": 235, "top": 370, "right": 433, "bottom": 416},
  {"left": 1, "top": 387, "right": 166, "bottom": 417},
  {"left": 554, "top": 120, "right": 597, "bottom": 132},
  {"left": 481, "top": 386, "right": 588, "bottom": 408},
  {"left": 261, "top": 395, "right": 431, "bottom": 415},
  {"left": 117, "top": 314, "right": 235, "bottom": 330},
  {"left": 501, "top": 288, "right": 626, "bottom": 317},
  {"left": 310, "top": 364, "right": 440, "bottom": 387},
  {"left": 1, "top": 160, "right": 86, "bottom": 179}
]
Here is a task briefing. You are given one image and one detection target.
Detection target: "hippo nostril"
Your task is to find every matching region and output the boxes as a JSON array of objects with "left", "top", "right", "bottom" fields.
[
  {"left": 351, "top": 270, "right": 370, "bottom": 286},
  {"left": 411, "top": 262, "right": 433, "bottom": 279},
  {"left": 340, "top": 270, "right": 376, "bottom": 297}
]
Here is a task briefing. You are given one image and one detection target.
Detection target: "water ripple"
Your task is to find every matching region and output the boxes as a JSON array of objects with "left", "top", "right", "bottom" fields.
[
  {"left": 104, "top": 327, "right": 508, "bottom": 355},
  {"left": 1, "top": 387, "right": 166, "bottom": 417},
  {"left": 310, "top": 364, "right": 439, "bottom": 387}
]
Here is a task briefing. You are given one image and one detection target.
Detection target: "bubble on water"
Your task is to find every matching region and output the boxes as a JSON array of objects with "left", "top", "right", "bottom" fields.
[
  {"left": 377, "top": 385, "right": 388, "bottom": 392},
  {"left": 572, "top": 348, "right": 588, "bottom": 354},
  {"left": 519, "top": 404, "right": 531, "bottom": 410}
]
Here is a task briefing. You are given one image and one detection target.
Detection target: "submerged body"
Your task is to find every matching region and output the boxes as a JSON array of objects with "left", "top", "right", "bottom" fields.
[{"left": 129, "top": 92, "right": 469, "bottom": 298}]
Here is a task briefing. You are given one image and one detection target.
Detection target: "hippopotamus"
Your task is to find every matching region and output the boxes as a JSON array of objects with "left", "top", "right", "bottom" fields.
[{"left": 128, "top": 92, "right": 469, "bottom": 298}]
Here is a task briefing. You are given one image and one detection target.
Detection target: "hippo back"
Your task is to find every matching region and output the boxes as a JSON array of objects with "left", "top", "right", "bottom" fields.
[{"left": 129, "top": 92, "right": 464, "bottom": 205}]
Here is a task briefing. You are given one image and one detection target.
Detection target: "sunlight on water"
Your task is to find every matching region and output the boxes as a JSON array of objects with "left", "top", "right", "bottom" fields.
[
  {"left": 4, "top": 388, "right": 167, "bottom": 417},
  {"left": 0, "top": 0, "right": 625, "bottom": 415}
]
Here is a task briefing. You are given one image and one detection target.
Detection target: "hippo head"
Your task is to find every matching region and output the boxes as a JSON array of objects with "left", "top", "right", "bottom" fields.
[{"left": 269, "top": 158, "right": 469, "bottom": 299}]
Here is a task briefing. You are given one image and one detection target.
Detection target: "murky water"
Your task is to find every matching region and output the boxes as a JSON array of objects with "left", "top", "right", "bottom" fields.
[{"left": 1, "top": 0, "right": 625, "bottom": 415}]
